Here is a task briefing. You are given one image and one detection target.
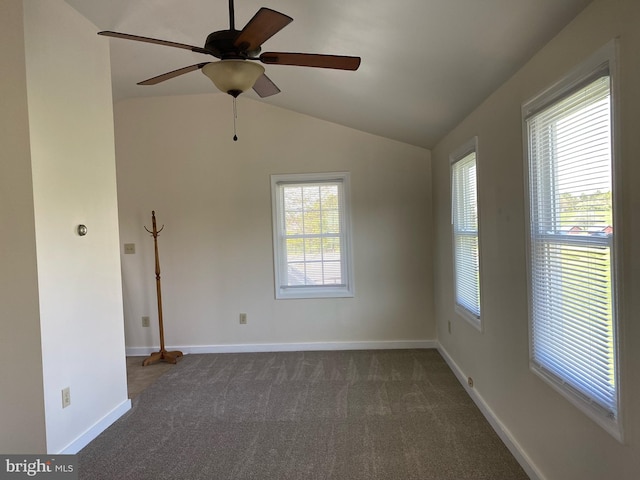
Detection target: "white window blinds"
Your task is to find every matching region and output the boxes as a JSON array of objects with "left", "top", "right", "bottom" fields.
[
  {"left": 525, "top": 66, "right": 620, "bottom": 425},
  {"left": 451, "top": 149, "right": 481, "bottom": 322},
  {"left": 280, "top": 181, "right": 344, "bottom": 286}
]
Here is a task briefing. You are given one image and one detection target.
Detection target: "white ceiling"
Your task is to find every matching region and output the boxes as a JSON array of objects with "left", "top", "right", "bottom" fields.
[{"left": 64, "top": 0, "right": 592, "bottom": 149}]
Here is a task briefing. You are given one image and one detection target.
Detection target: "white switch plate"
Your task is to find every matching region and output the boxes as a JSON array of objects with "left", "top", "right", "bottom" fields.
[{"left": 239, "top": 313, "right": 247, "bottom": 324}]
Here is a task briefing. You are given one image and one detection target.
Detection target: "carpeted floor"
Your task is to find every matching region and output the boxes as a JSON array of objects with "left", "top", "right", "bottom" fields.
[{"left": 79, "top": 350, "right": 528, "bottom": 479}]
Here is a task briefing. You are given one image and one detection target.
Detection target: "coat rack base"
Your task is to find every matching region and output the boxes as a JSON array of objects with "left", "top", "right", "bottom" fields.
[{"left": 142, "top": 349, "right": 183, "bottom": 366}]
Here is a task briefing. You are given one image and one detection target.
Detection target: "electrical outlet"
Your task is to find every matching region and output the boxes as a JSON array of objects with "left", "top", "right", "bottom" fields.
[
  {"left": 239, "top": 313, "right": 247, "bottom": 325},
  {"left": 124, "top": 243, "right": 136, "bottom": 254},
  {"left": 142, "top": 316, "right": 150, "bottom": 327},
  {"left": 467, "top": 377, "right": 474, "bottom": 388},
  {"left": 62, "top": 387, "right": 71, "bottom": 408}
]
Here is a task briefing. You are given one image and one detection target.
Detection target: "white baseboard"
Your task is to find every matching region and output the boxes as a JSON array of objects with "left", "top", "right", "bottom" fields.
[
  {"left": 126, "top": 340, "right": 437, "bottom": 356},
  {"left": 437, "top": 344, "right": 543, "bottom": 480},
  {"left": 59, "top": 399, "right": 131, "bottom": 455}
]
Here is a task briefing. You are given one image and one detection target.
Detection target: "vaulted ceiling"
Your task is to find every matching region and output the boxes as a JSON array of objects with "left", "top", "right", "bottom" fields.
[{"left": 64, "top": 0, "right": 592, "bottom": 149}]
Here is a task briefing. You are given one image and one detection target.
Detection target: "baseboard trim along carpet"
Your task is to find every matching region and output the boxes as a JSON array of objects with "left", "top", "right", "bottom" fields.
[
  {"left": 60, "top": 399, "right": 132, "bottom": 455},
  {"left": 126, "top": 340, "right": 437, "bottom": 357},
  {"left": 437, "top": 345, "right": 544, "bottom": 480}
]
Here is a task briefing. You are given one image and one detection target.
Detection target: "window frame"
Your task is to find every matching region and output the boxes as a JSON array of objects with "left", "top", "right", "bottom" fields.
[
  {"left": 450, "top": 137, "right": 483, "bottom": 331},
  {"left": 270, "top": 172, "right": 354, "bottom": 300},
  {"left": 522, "top": 40, "right": 623, "bottom": 441}
]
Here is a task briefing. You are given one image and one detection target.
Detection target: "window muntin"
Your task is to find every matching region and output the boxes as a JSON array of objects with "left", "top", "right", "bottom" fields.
[
  {"left": 271, "top": 172, "right": 353, "bottom": 299},
  {"left": 524, "top": 50, "right": 621, "bottom": 438},
  {"left": 451, "top": 140, "right": 481, "bottom": 328}
]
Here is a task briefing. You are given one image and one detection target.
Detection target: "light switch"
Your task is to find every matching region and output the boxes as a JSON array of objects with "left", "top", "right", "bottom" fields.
[{"left": 124, "top": 243, "right": 136, "bottom": 254}]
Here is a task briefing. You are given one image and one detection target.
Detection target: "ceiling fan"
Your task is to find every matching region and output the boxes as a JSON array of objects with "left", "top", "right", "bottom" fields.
[{"left": 98, "top": 0, "right": 361, "bottom": 99}]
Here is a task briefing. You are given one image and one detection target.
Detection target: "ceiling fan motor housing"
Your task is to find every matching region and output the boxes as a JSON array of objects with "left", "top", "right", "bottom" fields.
[{"left": 205, "top": 30, "right": 261, "bottom": 59}]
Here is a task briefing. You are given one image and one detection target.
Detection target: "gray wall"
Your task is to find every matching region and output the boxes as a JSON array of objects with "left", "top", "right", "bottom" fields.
[{"left": 0, "top": 0, "right": 47, "bottom": 454}]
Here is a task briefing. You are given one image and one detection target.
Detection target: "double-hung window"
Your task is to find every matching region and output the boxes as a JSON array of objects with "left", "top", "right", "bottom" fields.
[
  {"left": 271, "top": 172, "right": 354, "bottom": 299},
  {"left": 451, "top": 138, "right": 482, "bottom": 329},
  {"left": 523, "top": 43, "right": 621, "bottom": 438}
]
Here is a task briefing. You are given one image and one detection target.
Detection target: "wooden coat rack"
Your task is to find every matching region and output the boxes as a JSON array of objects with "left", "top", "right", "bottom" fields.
[{"left": 142, "top": 211, "right": 183, "bottom": 366}]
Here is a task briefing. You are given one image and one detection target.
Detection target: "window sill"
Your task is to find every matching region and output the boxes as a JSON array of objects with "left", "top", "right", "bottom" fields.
[
  {"left": 275, "top": 285, "right": 354, "bottom": 300},
  {"left": 530, "top": 362, "right": 624, "bottom": 443},
  {"left": 455, "top": 304, "right": 482, "bottom": 332}
]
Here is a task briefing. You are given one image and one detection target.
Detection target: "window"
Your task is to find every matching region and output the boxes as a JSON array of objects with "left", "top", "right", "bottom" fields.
[
  {"left": 271, "top": 172, "right": 354, "bottom": 299},
  {"left": 523, "top": 43, "right": 621, "bottom": 439},
  {"left": 451, "top": 138, "right": 481, "bottom": 329}
]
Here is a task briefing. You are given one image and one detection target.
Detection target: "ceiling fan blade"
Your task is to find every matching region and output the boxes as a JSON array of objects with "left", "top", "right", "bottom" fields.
[
  {"left": 98, "top": 31, "right": 212, "bottom": 55},
  {"left": 260, "top": 52, "right": 361, "bottom": 71},
  {"left": 138, "top": 63, "right": 210, "bottom": 85},
  {"left": 234, "top": 8, "right": 293, "bottom": 52},
  {"left": 252, "top": 73, "right": 281, "bottom": 98}
]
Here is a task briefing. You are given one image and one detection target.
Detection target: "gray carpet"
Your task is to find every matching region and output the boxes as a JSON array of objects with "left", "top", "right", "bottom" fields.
[{"left": 78, "top": 349, "right": 528, "bottom": 479}]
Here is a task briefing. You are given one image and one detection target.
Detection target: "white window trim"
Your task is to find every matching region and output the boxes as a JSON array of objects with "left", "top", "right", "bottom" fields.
[
  {"left": 271, "top": 172, "right": 355, "bottom": 300},
  {"left": 450, "top": 136, "right": 483, "bottom": 332},
  {"left": 522, "top": 40, "right": 624, "bottom": 442}
]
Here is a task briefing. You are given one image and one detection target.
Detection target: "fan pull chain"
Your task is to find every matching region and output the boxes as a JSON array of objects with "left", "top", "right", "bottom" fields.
[{"left": 233, "top": 97, "right": 238, "bottom": 141}]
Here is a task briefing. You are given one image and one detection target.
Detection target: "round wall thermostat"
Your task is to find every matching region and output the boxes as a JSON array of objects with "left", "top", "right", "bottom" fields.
[{"left": 77, "top": 225, "right": 88, "bottom": 236}]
